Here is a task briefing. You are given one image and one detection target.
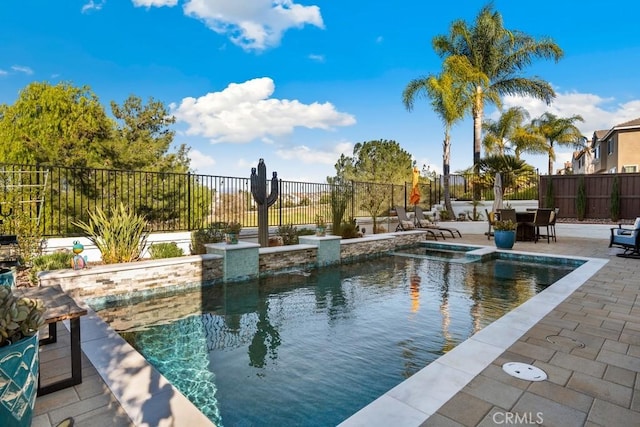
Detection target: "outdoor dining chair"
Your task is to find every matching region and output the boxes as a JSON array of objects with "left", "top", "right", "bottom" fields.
[
  {"left": 527, "top": 208, "right": 553, "bottom": 243},
  {"left": 485, "top": 209, "right": 496, "bottom": 240}
]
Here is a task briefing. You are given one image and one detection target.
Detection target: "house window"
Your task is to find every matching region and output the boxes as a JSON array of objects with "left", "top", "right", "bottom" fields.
[
  {"left": 607, "top": 139, "right": 614, "bottom": 155},
  {"left": 609, "top": 166, "right": 617, "bottom": 173},
  {"left": 622, "top": 165, "right": 638, "bottom": 173},
  {"left": 594, "top": 145, "right": 600, "bottom": 160}
]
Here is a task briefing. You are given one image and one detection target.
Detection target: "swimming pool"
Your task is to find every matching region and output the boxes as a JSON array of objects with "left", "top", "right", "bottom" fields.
[{"left": 93, "top": 249, "right": 580, "bottom": 426}]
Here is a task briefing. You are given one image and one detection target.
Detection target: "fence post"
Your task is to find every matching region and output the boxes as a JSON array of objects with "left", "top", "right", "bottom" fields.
[
  {"left": 279, "top": 179, "right": 283, "bottom": 227},
  {"left": 350, "top": 181, "right": 355, "bottom": 219},
  {"left": 187, "top": 172, "right": 192, "bottom": 230}
]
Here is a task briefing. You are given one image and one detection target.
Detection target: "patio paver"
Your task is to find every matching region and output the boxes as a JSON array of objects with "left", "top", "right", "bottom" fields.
[{"left": 34, "top": 229, "right": 640, "bottom": 427}]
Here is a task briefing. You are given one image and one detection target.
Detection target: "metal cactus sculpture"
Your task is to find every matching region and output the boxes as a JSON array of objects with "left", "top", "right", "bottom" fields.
[{"left": 251, "top": 159, "right": 279, "bottom": 247}]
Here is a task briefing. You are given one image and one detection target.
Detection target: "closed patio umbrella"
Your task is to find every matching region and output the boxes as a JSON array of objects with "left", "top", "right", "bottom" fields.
[
  {"left": 492, "top": 172, "right": 503, "bottom": 213},
  {"left": 409, "top": 166, "right": 421, "bottom": 206}
]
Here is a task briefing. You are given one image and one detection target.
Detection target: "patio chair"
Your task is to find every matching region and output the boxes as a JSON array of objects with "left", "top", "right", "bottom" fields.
[
  {"left": 394, "top": 206, "right": 443, "bottom": 240},
  {"left": 498, "top": 208, "right": 518, "bottom": 224},
  {"left": 0, "top": 234, "right": 19, "bottom": 267},
  {"left": 549, "top": 208, "right": 559, "bottom": 242},
  {"left": 525, "top": 208, "right": 553, "bottom": 244},
  {"left": 485, "top": 209, "right": 496, "bottom": 240},
  {"left": 415, "top": 206, "right": 462, "bottom": 238},
  {"left": 609, "top": 217, "right": 640, "bottom": 258}
]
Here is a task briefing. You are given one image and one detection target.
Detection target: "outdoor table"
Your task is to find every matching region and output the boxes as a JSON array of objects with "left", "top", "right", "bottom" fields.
[
  {"left": 15, "top": 285, "right": 87, "bottom": 396},
  {"left": 515, "top": 211, "right": 536, "bottom": 241}
]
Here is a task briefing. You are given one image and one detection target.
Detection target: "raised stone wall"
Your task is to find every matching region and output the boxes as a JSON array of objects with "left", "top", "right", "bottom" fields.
[
  {"left": 391, "top": 231, "right": 429, "bottom": 247},
  {"left": 37, "top": 231, "right": 429, "bottom": 300},
  {"left": 38, "top": 254, "right": 223, "bottom": 300},
  {"left": 340, "top": 235, "right": 396, "bottom": 260},
  {"left": 259, "top": 244, "right": 317, "bottom": 273}
]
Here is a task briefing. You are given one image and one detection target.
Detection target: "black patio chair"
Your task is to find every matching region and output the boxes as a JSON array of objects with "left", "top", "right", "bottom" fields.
[{"left": 527, "top": 209, "right": 553, "bottom": 244}]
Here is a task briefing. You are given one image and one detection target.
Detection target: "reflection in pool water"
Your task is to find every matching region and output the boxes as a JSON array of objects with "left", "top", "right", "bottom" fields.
[{"left": 95, "top": 253, "right": 577, "bottom": 426}]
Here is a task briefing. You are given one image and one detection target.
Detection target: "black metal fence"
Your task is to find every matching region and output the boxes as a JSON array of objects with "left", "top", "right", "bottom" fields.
[{"left": 0, "top": 164, "right": 539, "bottom": 237}]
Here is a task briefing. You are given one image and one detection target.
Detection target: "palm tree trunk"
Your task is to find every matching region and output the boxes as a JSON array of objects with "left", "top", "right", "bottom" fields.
[
  {"left": 443, "top": 131, "right": 454, "bottom": 218},
  {"left": 472, "top": 86, "right": 484, "bottom": 219},
  {"left": 473, "top": 86, "right": 483, "bottom": 166},
  {"left": 548, "top": 141, "right": 554, "bottom": 175}
]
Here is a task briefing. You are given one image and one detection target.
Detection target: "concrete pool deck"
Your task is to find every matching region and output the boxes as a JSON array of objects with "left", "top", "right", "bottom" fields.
[{"left": 33, "top": 223, "right": 640, "bottom": 426}]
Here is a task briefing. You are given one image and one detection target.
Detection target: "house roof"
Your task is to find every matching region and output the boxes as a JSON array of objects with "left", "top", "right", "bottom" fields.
[
  {"left": 597, "top": 116, "right": 640, "bottom": 142},
  {"left": 615, "top": 117, "right": 640, "bottom": 128},
  {"left": 593, "top": 130, "right": 608, "bottom": 140}
]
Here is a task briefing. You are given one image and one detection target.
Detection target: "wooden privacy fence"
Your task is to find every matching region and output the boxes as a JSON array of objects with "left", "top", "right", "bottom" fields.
[{"left": 540, "top": 173, "right": 640, "bottom": 220}]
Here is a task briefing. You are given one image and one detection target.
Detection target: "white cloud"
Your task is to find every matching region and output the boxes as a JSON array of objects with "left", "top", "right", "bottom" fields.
[
  {"left": 0, "top": 69, "right": 7, "bottom": 76},
  {"left": 11, "top": 65, "right": 33, "bottom": 75},
  {"left": 236, "top": 158, "right": 255, "bottom": 171},
  {"left": 182, "top": 0, "right": 324, "bottom": 51},
  {"left": 171, "top": 77, "right": 356, "bottom": 144},
  {"left": 132, "top": 0, "right": 177, "bottom": 7},
  {"left": 500, "top": 90, "right": 640, "bottom": 173},
  {"left": 275, "top": 141, "right": 352, "bottom": 165},
  {"left": 503, "top": 91, "right": 640, "bottom": 135},
  {"left": 188, "top": 149, "right": 216, "bottom": 172},
  {"left": 308, "top": 54, "right": 325, "bottom": 62},
  {"left": 81, "top": 0, "right": 105, "bottom": 13}
]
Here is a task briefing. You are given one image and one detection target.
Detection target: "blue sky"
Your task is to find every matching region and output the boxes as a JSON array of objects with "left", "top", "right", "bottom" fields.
[{"left": 2, "top": 0, "right": 640, "bottom": 182}]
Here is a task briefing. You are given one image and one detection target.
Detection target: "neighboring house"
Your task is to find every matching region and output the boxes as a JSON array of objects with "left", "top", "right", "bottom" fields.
[
  {"left": 571, "top": 146, "right": 594, "bottom": 175},
  {"left": 557, "top": 161, "right": 573, "bottom": 175},
  {"left": 591, "top": 117, "right": 640, "bottom": 174}
]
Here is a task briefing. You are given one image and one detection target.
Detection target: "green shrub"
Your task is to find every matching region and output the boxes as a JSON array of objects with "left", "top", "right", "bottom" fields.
[
  {"left": 438, "top": 209, "right": 451, "bottom": 221},
  {"left": 190, "top": 222, "right": 225, "bottom": 255},
  {"left": 296, "top": 228, "right": 316, "bottom": 236},
  {"left": 72, "top": 202, "right": 149, "bottom": 264},
  {"left": 339, "top": 217, "right": 361, "bottom": 239},
  {"left": 611, "top": 176, "right": 620, "bottom": 222},
  {"left": 576, "top": 176, "right": 586, "bottom": 220},
  {"left": 545, "top": 178, "right": 555, "bottom": 209},
  {"left": 149, "top": 242, "right": 184, "bottom": 259},
  {"left": 277, "top": 224, "right": 298, "bottom": 245},
  {"left": 29, "top": 252, "right": 75, "bottom": 285}
]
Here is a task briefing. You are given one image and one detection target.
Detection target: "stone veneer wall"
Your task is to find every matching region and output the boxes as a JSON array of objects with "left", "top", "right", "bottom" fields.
[
  {"left": 258, "top": 244, "right": 318, "bottom": 274},
  {"left": 340, "top": 235, "right": 395, "bottom": 260},
  {"left": 38, "top": 231, "right": 429, "bottom": 300},
  {"left": 38, "top": 254, "right": 223, "bottom": 300},
  {"left": 340, "top": 231, "right": 426, "bottom": 261}
]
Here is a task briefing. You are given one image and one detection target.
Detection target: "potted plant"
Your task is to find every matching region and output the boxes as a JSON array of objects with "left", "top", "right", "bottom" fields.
[
  {"left": 315, "top": 215, "right": 327, "bottom": 237},
  {"left": 224, "top": 221, "right": 242, "bottom": 244},
  {"left": 493, "top": 219, "right": 517, "bottom": 249},
  {"left": 0, "top": 286, "right": 45, "bottom": 427}
]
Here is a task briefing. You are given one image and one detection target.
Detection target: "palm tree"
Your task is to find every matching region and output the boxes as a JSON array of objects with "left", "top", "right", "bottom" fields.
[
  {"left": 403, "top": 65, "right": 475, "bottom": 218},
  {"left": 482, "top": 106, "right": 530, "bottom": 156},
  {"left": 483, "top": 106, "right": 548, "bottom": 163},
  {"left": 531, "top": 112, "right": 584, "bottom": 175},
  {"left": 432, "top": 4, "right": 563, "bottom": 173},
  {"left": 478, "top": 154, "right": 536, "bottom": 197}
]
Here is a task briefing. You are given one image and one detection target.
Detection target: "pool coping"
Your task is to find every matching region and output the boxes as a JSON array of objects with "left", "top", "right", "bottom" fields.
[
  {"left": 338, "top": 243, "right": 609, "bottom": 426},
  {"left": 73, "top": 242, "right": 608, "bottom": 427}
]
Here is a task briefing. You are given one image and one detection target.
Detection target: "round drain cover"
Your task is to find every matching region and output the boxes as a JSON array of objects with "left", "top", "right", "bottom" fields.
[{"left": 502, "top": 362, "right": 547, "bottom": 381}]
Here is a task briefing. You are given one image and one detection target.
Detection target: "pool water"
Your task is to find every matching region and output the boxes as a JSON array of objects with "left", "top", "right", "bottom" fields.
[
  {"left": 394, "top": 246, "right": 475, "bottom": 262},
  {"left": 95, "top": 254, "right": 577, "bottom": 427}
]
